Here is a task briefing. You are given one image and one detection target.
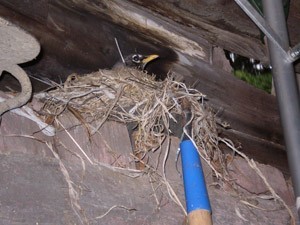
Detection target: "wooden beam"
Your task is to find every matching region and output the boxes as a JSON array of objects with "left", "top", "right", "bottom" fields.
[{"left": 0, "top": 0, "right": 288, "bottom": 172}]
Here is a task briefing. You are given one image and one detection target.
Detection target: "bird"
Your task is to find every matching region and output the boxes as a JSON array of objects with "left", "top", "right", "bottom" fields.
[{"left": 113, "top": 53, "right": 159, "bottom": 70}]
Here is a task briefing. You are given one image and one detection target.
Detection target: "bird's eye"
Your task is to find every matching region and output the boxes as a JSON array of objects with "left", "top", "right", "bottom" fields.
[{"left": 132, "top": 54, "right": 141, "bottom": 63}]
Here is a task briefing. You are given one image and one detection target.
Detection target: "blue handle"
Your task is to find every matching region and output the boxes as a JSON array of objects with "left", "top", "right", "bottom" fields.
[{"left": 180, "top": 140, "right": 211, "bottom": 213}]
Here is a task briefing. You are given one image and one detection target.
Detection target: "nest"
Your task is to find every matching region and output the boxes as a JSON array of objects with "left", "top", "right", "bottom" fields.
[
  {"left": 36, "top": 67, "right": 295, "bottom": 223},
  {"left": 38, "top": 67, "right": 226, "bottom": 175}
]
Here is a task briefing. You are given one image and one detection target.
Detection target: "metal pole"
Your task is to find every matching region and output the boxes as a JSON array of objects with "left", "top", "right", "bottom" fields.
[
  {"left": 262, "top": 0, "right": 300, "bottom": 217},
  {"left": 235, "top": 0, "right": 300, "bottom": 63},
  {"left": 289, "top": 42, "right": 300, "bottom": 62},
  {"left": 235, "top": 0, "right": 287, "bottom": 56}
]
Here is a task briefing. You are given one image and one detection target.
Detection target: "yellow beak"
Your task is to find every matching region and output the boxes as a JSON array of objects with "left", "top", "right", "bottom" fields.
[{"left": 141, "top": 54, "right": 159, "bottom": 69}]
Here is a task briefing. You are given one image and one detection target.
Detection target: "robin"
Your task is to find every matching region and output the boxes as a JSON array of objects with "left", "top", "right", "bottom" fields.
[{"left": 113, "top": 53, "right": 159, "bottom": 70}]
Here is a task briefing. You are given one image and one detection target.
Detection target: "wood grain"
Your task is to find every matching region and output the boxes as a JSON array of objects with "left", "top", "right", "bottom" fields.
[{"left": 0, "top": 0, "right": 290, "bottom": 172}]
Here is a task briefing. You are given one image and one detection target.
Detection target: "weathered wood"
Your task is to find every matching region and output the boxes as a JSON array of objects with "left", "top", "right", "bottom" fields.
[
  {"left": 129, "top": 0, "right": 300, "bottom": 72},
  {"left": 0, "top": 1, "right": 290, "bottom": 172},
  {"left": 168, "top": 55, "right": 287, "bottom": 172},
  {"left": 130, "top": 0, "right": 267, "bottom": 61},
  {"left": 1, "top": 0, "right": 299, "bottom": 70},
  {"left": 0, "top": 1, "right": 180, "bottom": 80},
  {"left": 222, "top": 129, "right": 288, "bottom": 175},
  {"left": 0, "top": 0, "right": 263, "bottom": 62}
]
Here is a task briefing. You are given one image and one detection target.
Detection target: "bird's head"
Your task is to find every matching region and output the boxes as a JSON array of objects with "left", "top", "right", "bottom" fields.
[{"left": 124, "top": 54, "right": 159, "bottom": 70}]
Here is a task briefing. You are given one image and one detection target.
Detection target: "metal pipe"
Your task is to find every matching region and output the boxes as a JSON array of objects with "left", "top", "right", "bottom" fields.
[
  {"left": 289, "top": 42, "right": 300, "bottom": 62},
  {"left": 235, "top": 0, "right": 288, "bottom": 57},
  {"left": 234, "top": 0, "right": 299, "bottom": 63},
  {"left": 262, "top": 0, "right": 300, "bottom": 217}
]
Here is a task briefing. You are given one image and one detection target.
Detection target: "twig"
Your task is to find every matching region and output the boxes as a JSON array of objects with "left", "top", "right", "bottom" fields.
[
  {"left": 114, "top": 38, "right": 125, "bottom": 65},
  {"left": 149, "top": 173, "right": 161, "bottom": 207},
  {"left": 92, "top": 85, "right": 124, "bottom": 134},
  {"left": 161, "top": 135, "right": 187, "bottom": 216},
  {"left": 220, "top": 138, "right": 296, "bottom": 225},
  {"left": 56, "top": 118, "right": 95, "bottom": 165},
  {"left": 95, "top": 205, "right": 136, "bottom": 219},
  {"left": 235, "top": 205, "right": 249, "bottom": 222},
  {"left": 46, "top": 142, "right": 89, "bottom": 225}
]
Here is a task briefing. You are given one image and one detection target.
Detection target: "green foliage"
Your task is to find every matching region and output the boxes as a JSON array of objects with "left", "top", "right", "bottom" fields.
[{"left": 234, "top": 70, "right": 272, "bottom": 93}]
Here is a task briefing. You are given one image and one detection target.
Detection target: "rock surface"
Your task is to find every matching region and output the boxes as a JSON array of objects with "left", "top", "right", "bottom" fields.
[{"left": 0, "top": 96, "right": 297, "bottom": 224}]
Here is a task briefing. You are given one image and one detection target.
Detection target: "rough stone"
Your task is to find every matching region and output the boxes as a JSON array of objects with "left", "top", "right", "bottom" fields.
[
  {"left": 228, "top": 156, "right": 294, "bottom": 205},
  {"left": 55, "top": 112, "right": 134, "bottom": 168},
  {"left": 0, "top": 97, "right": 296, "bottom": 224},
  {"left": 0, "top": 152, "right": 294, "bottom": 225}
]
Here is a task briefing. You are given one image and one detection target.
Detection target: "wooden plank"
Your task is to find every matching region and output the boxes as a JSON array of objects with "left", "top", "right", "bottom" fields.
[
  {"left": 1, "top": 0, "right": 298, "bottom": 71},
  {"left": 169, "top": 55, "right": 286, "bottom": 171},
  {"left": 129, "top": 0, "right": 300, "bottom": 72},
  {"left": 221, "top": 129, "right": 288, "bottom": 175},
  {"left": 0, "top": 1, "right": 288, "bottom": 171},
  {"left": 51, "top": 0, "right": 212, "bottom": 60},
  {"left": 173, "top": 55, "right": 283, "bottom": 144},
  {"left": 129, "top": 0, "right": 268, "bottom": 62},
  {"left": 0, "top": 0, "right": 48, "bottom": 23},
  {"left": 0, "top": 1, "right": 181, "bottom": 76}
]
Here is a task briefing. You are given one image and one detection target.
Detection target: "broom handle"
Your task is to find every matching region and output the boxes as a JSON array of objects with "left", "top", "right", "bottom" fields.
[
  {"left": 180, "top": 139, "right": 213, "bottom": 225},
  {"left": 188, "top": 209, "right": 212, "bottom": 225},
  {"left": 180, "top": 101, "right": 212, "bottom": 225}
]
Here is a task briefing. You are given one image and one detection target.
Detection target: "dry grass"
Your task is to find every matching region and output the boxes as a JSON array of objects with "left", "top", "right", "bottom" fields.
[
  {"left": 35, "top": 67, "right": 295, "bottom": 224},
  {"left": 37, "top": 67, "right": 218, "bottom": 162}
]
